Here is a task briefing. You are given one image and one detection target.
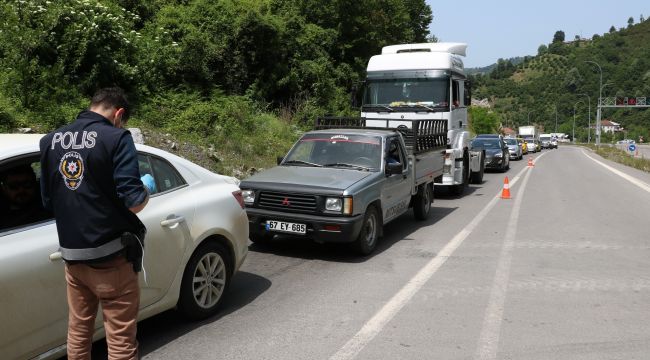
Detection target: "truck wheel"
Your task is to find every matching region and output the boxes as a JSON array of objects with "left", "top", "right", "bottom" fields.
[
  {"left": 413, "top": 183, "right": 433, "bottom": 220},
  {"left": 178, "top": 242, "right": 232, "bottom": 320},
  {"left": 470, "top": 152, "right": 485, "bottom": 184},
  {"left": 250, "top": 233, "right": 273, "bottom": 244},
  {"left": 354, "top": 206, "right": 380, "bottom": 255},
  {"left": 450, "top": 152, "right": 469, "bottom": 195}
]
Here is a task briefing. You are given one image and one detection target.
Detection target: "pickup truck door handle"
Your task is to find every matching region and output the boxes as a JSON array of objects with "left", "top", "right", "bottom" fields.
[
  {"left": 160, "top": 215, "right": 186, "bottom": 227},
  {"left": 49, "top": 251, "right": 62, "bottom": 262}
]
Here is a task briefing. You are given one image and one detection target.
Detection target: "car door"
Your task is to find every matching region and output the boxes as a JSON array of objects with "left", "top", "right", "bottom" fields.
[
  {"left": 0, "top": 155, "right": 67, "bottom": 359},
  {"left": 382, "top": 137, "right": 412, "bottom": 222},
  {"left": 136, "top": 152, "right": 196, "bottom": 307}
]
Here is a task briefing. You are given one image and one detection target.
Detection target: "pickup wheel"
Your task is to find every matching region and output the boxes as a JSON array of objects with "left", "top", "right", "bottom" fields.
[
  {"left": 413, "top": 183, "right": 433, "bottom": 220},
  {"left": 353, "top": 206, "right": 380, "bottom": 255},
  {"left": 470, "top": 152, "right": 485, "bottom": 184}
]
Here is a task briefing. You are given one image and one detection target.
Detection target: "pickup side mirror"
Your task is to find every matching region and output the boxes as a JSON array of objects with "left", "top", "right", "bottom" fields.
[
  {"left": 385, "top": 162, "right": 403, "bottom": 176},
  {"left": 277, "top": 156, "right": 284, "bottom": 165}
]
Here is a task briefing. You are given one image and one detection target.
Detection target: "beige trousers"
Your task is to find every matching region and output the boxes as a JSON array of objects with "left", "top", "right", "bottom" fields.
[{"left": 64, "top": 255, "right": 140, "bottom": 360}]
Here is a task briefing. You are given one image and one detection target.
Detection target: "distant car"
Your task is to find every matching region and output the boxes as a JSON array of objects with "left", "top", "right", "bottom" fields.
[
  {"left": 534, "top": 139, "right": 542, "bottom": 152},
  {"left": 470, "top": 137, "right": 510, "bottom": 172},
  {"left": 549, "top": 138, "right": 558, "bottom": 149},
  {"left": 0, "top": 134, "right": 249, "bottom": 360},
  {"left": 617, "top": 139, "right": 635, "bottom": 145},
  {"left": 504, "top": 138, "right": 522, "bottom": 160},
  {"left": 525, "top": 138, "right": 537, "bottom": 153}
]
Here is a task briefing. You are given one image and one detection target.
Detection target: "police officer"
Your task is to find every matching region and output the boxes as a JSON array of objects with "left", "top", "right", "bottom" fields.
[{"left": 40, "top": 87, "right": 149, "bottom": 360}]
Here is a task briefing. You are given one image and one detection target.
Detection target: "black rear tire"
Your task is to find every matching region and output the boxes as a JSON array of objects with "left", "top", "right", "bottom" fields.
[{"left": 413, "top": 183, "right": 433, "bottom": 220}]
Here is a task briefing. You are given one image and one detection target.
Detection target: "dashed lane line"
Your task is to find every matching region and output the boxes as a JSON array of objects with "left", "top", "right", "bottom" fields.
[
  {"left": 473, "top": 154, "right": 535, "bottom": 360},
  {"left": 329, "top": 153, "right": 549, "bottom": 360}
]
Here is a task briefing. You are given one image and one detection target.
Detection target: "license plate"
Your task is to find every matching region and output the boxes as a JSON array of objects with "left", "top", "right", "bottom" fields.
[{"left": 266, "top": 220, "right": 306, "bottom": 234}]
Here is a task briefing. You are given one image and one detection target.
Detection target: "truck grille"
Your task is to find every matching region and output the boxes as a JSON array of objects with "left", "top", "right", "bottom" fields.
[{"left": 258, "top": 192, "right": 318, "bottom": 213}]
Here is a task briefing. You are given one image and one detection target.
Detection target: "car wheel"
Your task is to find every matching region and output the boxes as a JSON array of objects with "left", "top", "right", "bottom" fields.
[
  {"left": 178, "top": 242, "right": 232, "bottom": 320},
  {"left": 353, "top": 206, "right": 380, "bottom": 255},
  {"left": 413, "top": 183, "right": 433, "bottom": 220}
]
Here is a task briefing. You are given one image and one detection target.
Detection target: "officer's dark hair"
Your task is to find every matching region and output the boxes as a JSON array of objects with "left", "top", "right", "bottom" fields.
[
  {"left": 90, "top": 87, "right": 130, "bottom": 121},
  {"left": 0, "top": 164, "right": 35, "bottom": 185}
]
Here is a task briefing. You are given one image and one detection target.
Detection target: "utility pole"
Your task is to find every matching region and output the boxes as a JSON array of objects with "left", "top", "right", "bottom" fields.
[
  {"left": 585, "top": 61, "right": 603, "bottom": 146},
  {"left": 578, "top": 93, "right": 591, "bottom": 143}
]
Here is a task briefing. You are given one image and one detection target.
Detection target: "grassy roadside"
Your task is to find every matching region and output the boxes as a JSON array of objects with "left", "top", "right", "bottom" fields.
[{"left": 579, "top": 144, "right": 650, "bottom": 173}]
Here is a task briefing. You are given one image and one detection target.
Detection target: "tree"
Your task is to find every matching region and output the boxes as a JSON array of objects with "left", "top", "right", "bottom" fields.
[
  {"left": 609, "top": 25, "right": 616, "bottom": 33},
  {"left": 628, "top": 16, "right": 634, "bottom": 28},
  {"left": 641, "top": 14, "right": 645, "bottom": 23},
  {"left": 469, "top": 107, "right": 500, "bottom": 134},
  {"left": 552, "top": 30, "right": 565, "bottom": 43},
  {"left": 537, "top": 44, "right": 548, "bottom": 55}
]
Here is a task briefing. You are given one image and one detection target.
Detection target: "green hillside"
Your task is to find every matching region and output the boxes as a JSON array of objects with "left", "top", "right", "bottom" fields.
[
  {"left": 0, "top": 0, "right": 432, "bottom": 176},
  {"left": 471, "top": 19, "right": 650, "bottom": 143}
]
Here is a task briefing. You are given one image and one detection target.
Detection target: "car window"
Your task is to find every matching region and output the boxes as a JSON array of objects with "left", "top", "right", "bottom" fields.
[
  {"left": 138, "top": 153, "right": 186, "bottom": 195},
  {"left": 0, "top": 156, "right": 53, "bottom": 233}
]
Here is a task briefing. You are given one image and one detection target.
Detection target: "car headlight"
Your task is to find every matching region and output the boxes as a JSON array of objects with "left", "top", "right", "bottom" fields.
[
  {"left": 241, "top": 189, "right": 255, "bottom": 204},
  {"left": 494, "top": 152, "right": 502, "bottom": 157}
]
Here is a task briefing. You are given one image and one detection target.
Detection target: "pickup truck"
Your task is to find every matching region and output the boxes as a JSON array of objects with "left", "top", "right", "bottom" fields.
[{"left": 239, "top": 117, "right": 447, "bottom": 254}]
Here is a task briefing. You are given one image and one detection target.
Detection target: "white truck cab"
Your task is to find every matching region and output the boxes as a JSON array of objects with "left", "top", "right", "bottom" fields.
[{"left": 361, "top": 43, "right": 484, "bottom": 194}]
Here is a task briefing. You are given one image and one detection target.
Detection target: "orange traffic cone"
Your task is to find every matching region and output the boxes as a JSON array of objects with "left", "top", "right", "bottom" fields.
[
  {"left": 527, "top": 157, "right": 534, "bottom": 167},
  {"left": 501, "top": 177, "right": 511, "bottom": 199}
]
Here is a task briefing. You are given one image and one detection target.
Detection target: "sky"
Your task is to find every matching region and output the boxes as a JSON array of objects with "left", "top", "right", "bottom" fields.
[{"left": 426, "top": 0, "right": 650, "bottom": 68}]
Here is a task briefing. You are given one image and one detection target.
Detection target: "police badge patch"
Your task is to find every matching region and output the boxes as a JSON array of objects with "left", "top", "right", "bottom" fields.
[{"left": 59, "top": 151, "right": 84, "bottom": 190}]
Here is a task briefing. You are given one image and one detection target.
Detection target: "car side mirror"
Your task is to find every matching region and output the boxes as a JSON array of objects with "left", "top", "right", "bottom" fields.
[
  {"left": 277, "top": 156, "right": 284, "bottom": 165},
  {"left": 385, "top": 162, "right": 403, "bottom": 176}
]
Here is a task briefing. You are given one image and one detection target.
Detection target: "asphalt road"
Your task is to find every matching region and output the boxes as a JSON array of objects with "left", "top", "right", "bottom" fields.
[{"left": 86, "top": 145, "right": 650, "bottom": 360}]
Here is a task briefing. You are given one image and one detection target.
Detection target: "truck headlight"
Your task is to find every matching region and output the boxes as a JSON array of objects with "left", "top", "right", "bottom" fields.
[
  {"left": 241, "top": 189, "right": 255, "bottom": 204},
  {"left": 325, "top": 197, "right": 342, "bottom": 212}
]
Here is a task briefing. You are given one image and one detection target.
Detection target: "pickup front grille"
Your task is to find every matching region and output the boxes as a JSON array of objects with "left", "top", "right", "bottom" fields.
[{"left": 258, "top": 191, "right": 317, "bottom": 213}]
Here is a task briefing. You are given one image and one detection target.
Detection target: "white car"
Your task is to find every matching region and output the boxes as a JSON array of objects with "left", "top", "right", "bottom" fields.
[{"left": 0, "top": 134, "right": 248, "bottom": 360}]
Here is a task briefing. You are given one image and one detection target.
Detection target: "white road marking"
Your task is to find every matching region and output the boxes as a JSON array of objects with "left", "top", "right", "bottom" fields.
[
  {"left": 329, "top": 154, "right": 547, "bottom": 360},
  {"left": 582, "top": 150, "right": 650, "bottom": 194},
  {"left": 473, "top": 160, "right": 534, "bottom": 360}
]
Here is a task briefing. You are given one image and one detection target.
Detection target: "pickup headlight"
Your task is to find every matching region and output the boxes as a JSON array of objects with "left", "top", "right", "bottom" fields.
[
  {"left": 241, "top": 189, "right": 255, "bottom": 204},
  {"left": 494, "top": 153, "right": 503, "bottom": 157},
  {"left": 325, "top": 197, "right": 342, "bottom": 212},
  {"left": 325, "top": 197, "right": 353, "bottom": 215}
]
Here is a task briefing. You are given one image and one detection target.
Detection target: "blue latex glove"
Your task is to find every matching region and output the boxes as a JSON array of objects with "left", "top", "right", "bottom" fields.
[{"left": 141, "top": 174, "right": 156, "bottom": 193}]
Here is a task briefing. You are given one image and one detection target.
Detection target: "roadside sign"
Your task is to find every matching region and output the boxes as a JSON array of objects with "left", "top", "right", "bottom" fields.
[{"left": 628, "top": 143, "right": 636, "bottom": 152}]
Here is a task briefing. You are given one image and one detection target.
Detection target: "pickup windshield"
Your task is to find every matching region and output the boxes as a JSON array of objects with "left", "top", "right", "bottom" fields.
[
  {"left": 283, "top": 134, "right": 382, "bottom": 170},
  {"left": 363, "top": 78, "right": 449, "bottom": 110}
]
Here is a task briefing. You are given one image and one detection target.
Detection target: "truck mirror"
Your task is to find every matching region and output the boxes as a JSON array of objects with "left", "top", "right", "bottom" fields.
[
  {"left": 385, "top": 162, "right": 403, "bottom": 176},
  {"left": 277, "top": 156, "right": 284, "bottom": 165}
]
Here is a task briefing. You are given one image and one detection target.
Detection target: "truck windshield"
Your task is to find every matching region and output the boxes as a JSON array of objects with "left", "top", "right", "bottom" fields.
[
  {"left": 363, "top": 78, "right": 449, "bottom": 109},
  {"left": 283, "top": 134, "right": 382, "bottom": 171}
]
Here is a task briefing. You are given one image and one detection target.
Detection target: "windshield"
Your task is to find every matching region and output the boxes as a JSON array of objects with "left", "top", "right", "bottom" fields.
[
  {"left": 363, "top": 78, "right": 449, "bottom": 108},
  {"left": 283, "top": 133, "right": 382, "bottom": 170},
  {"left": 504, "top": 139, "right": 518, "bottom": 145},
  {"left": 471, "top": 139, "right": 501, "bottom": 149},
  {"left": 540, "top": 136, "right": 551, "bottom": 141}
]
